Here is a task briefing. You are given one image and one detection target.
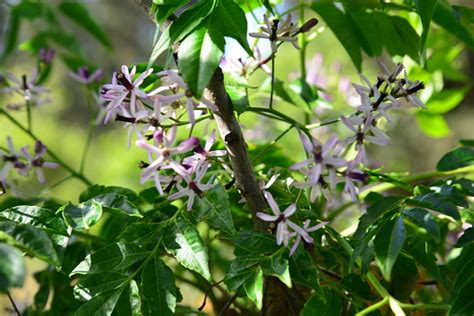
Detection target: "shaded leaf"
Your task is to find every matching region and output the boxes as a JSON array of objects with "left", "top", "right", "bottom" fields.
[
  {"left": 163, "top": 217, "right": 211, "bottom": 281},
  {"left": 0, "top": 221, "right": 59, "bottom": 266},
  {"left": 193, "top": 184, "right": 235, "bottom": 236},
  {"left": 74, "top": 272, "right": 129, "bottom": 301},
  {"left": 60, "top": 201, "right": 103, "bottom": 231},
  {"left": 437, "top": 146, "right": 474, "bottom": 171},
  {"left": 71, "top": 242, "right": 149, "bottom": 276},
  {"left": 301, "top": 287, "right": 342, "bottom": 316},
  {"left": 75, "top": 288, "right": 124, "bottom": 316},
  {"left": 374, "top": 216, "right": 406, "bottom": 281},
  {"left": 140, "top": 256, "right": 177, "bottom": 316},
  {"left": 414, "top": 0, "right": 438, "bottom": 52},
  {"left": 0, "top": 243, "right": 25, "bottom": 291},
  {"left": 225, "top": 255, "right": 263, "bottom": 291}
]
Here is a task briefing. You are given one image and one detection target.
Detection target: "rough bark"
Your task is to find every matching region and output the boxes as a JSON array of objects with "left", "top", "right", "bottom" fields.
[{"left": 131, "top": 2, "right": 305, "bottom": 315}]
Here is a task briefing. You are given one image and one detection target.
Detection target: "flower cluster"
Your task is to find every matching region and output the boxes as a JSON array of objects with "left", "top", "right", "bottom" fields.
[
  {"left": 0, "top": 137, "right": 58, "bottom": 185},
  {"left": 100, "top": 66, "right": 217, "bottom": 143},
  {"left": 249, "top": 14, "right": 300, "bottom": 53}
]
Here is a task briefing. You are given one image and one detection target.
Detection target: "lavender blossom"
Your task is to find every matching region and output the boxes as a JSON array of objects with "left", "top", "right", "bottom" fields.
[
  {"left": 69, "top": 66, "right": 103, "bottom": 85},
  {"left": 168, "top": 162, "right": 213, "bottom": 211},
  {"left": 20, "top": 141, "right": 59, "bottom": 183},
  {"left": 0, "top": 69, "right": 50, "bottom": 106},
  {"left": 0, "top": 137, "right": 27, "bottom": 181},
  {"left": 289, "top": 220, "right": 328, "bottom": 256},
  {"left": 249, "top": 14, "right": 299, "bottom": 53},
  {"left": 256, "top": 191, "right": 312, "bottom": 247}
]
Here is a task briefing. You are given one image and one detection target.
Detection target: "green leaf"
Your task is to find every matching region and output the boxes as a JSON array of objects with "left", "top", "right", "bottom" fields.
[
  {"left": 148, "top": 0, "right": 216, "bottom": 67},
  {"left": 86, "top": 193, "right": 142, "bottom": 218},
  {"left": 243, "top": 268, "right": 263, "bottom": 309},
  {"left": 455, "top": 227, "right": 474, "bottom": 248},
  {"left": 154, "top": 1, "right": 187, "bottom": 24},
  {"left": 402, "top": 208, "right": 440, "bottom": 242},
  {"left": 140, "top": 256, "right": 177, "bottom": 316},
  {"left": 163, "top": 217, "right": 211, "bottom": 281},
  {"left": 233, "top": 231, "right": 279, "bottom": 256},
  {"left": 0, "top": 243, "right": 25, "bottom": 291},
  {"left": 414, "top": 0, "right": 438, "bottom": 53},
  {"left": 374, "top": 216, "right": 406, "bottom": 281},
  {"left": 374, "top": 12, "right": 405, "bottom": 58},
  {"left": 74, "top": 272, "right": 129, "bottom": 301},
  {"left": 79, "top": 185, "right": 138, "bottom": 203},
  {"left": 311, "top": 3, "right": 362, "bottom": 70},
  {"left": 437, "top": 146, "right": 474, "bottom": 171},
  {"left": 71, "top": 242, "right": 149, "bottom": 276},
  {"left": 450, "top": 277, "right": 474, "bottom": 315},
  {"left": 389, "top": 253, "right": 419, "bottom": 301},
  {"left": 405, "top": 236, "right": 442, "bottom": 282},
  {"left": 414, "top": 191, "right": 461, "bottom": 220},
  {"left": 427, "top": 87, "right": 469, "bottom": 114},
  {"left": 60, "top": 201, "right": 103, "bottom": 231},
  {"left": 212, "top": 0, "right": 252, "bottom": 54},
  {"left": 178, "top": 25, "right": 225, "bottom": 97},
  {"left": 0, "top": 205, "right": 68, "bottom": 236},
  {"left": 119, "top": 222, "right": 162, "bottom": 247},
  {"left": 416, "top": 112, "right": 451, "bottom": 138},
  {"left": 115, "top": 280, "right": 142, "bottom": 316},
  {"left": 224, "top": 255, "right": 263, "bottom": 291},
  {"left": 261, "top": 252, "right": 291, "bottom": 288},
  {"left": 433, "top": 0, "right": 474, "bottom": 48},
  {"left": 193, "top": 184, "right": 235, "bottom": 236},
  {"left": 390, "top": 16, "right": 421, "bottom": 62},
  {"left": 289, "top": 250, "right": 319, "bottom": 289},
  {"left": 75, "top": 288, "right": 124, "bottom": 316},
  {"left": 301, "top": 288, "right": 342, "bottom": 316},
  {"left": 58, "top": 2, "right": 112, "bottom": 48},
  {"left": 0, "top": 221, "right": 59, "bottom": 266},
  {"left": 274, "top": 79, "right": 311, "bottom": 113},
  {"left": 348, "top": 10, "right": 382, "bottom": 56}
]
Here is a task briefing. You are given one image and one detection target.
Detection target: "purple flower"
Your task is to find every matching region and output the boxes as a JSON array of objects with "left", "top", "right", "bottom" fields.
[
  {"left": 290, "top": 133, "right": 346, "bottom": 184},
  {"left": 256, "top": 191, "right": 312, "bottom": 247},
  {"left": 168, "top": 162, "right": 213, "bottom": 211},
  {"left": 183, "top": 130, "right": 226, "bottom": 167},
  {"left": 289, "top": 220, "right": 328, "bottom": 256},
  {"left": 0, "top": 69, "right": 50, "bottom": 106},
  {"left": 149, "top": 70, "right": 217, "bottom": 125},
  {"left": 39, "top": 48, "right": 55, "bottom": 64},
  {"left": 343, "top": 155, "right": 368, "bottom": 201},
  {"left": 0, "top": 137, "right": 26, "bottom": 181},
  {"left": 101, "top": 65, "right": 153, "bottom": 123},
  {"left": 249, "top": 14, "right": 299, "bottom": 53},
  {"left": 20, "top": 141, "right": 59, "bottom": 183},
  {"left": 69, "top": 66, "right": 103, "bottom": 85},
  {"left": 136, "top": 127, "right": 198, "bottom": 194}
]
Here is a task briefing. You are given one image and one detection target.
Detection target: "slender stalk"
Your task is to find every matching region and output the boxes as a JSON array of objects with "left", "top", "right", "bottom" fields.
[
  {"left": 80, "top": 125, "right": 95, "bottom": 173},
  {"left": 356, "top": 297, "right": 389, "bottom": 316},
  {"left": 251, "top": 125, "right": 294, "bottom": 164},
  {"left": 0, "top": 109, "right": 92, "bottom": 186},
  {"left": 269, "top": 54, "right": 276, "bottom": 109},
  {"left": 26, "top": 100, "right": 32, "bottom": 131},
  {"left": 360, "top": 165, "right": 474, "bottom": 197},
  {"left": 7, "top": 291, "right": 21, "bottom": 316},
  {"left": 398, "top": 302, "right": 450, "bottom": 310},
  {"left": 299, "top": 1, "right": 306, "bottom": 81}
]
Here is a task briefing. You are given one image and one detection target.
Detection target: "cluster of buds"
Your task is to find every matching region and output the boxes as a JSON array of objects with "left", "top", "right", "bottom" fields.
[
  {"left": 0, "top": 137, "right": 58, "bottom": 186},
  {"left": 341, "top": 62, "right": 425, "bottom": 161}
]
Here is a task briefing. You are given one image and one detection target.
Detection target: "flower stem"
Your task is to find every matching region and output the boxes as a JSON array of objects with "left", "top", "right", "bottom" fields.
[
  {"left": 269, "top": 54, "right": 276, "bottom": 109},
  {"left": 26, "top": 100, "right": 32, "bottom": 131},
  {"left": 298, "top": 1, "right": 307, "bottom": 81},
  {"left": 0, "top": 109, "right": 92, "bottom": 186}
]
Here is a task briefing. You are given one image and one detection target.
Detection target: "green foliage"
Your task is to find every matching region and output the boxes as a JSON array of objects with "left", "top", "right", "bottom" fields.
[{"left": 0, "top": 243, "right": 25, "bottom": 291}]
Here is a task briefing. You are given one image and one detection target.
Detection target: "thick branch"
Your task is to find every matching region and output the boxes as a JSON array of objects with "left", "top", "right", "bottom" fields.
[{"left": 204, "top": 69, "right": 266, "bottom": 230}]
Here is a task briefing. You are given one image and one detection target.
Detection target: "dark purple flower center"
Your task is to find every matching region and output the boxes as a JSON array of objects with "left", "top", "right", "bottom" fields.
[
  {"left": 14, "top": 161, "right": 27, "bottom": 169},
  {"left": 348, "top": 171, "right": 368, "bottom": 183},
  {"left": 189, "top": 181, "right": 203, "bottom": 196},
  {"left": 3, "top": 155, "right": 17, "bottom": 162},
  {"left": 276, "top": 213, "right": 286, "bottom": 223},
  {"left": 356, "top": 131, "right": 364, "bottom": 144},
  {"left": 185, "top": 89, "right": 193, "bottom": 98},
  {"left": 116, "top": 72, "right": 134, "bottom": 91},
  {"left": 313, "top": 145, "right": 323, "bottom": 163},
  {"left": 194, "top": 145, "right": 207, "bottom": 156},
  {"left": 32, "top": 158, "right": 44, "bottom": 167},
  {"left": 270, "top": 19, "right": 280, "bottom": 41},
  {"left": 22, "top": 75, "right": 28, "bottom": 90}
]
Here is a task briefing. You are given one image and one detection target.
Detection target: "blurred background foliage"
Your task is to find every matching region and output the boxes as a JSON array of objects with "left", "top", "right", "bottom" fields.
[{"left": 0, "top": 0, "right": 473, "bottom": 313}]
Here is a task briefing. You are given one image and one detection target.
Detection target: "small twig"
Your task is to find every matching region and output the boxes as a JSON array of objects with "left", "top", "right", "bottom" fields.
[
  {"left": 7, "top": 291, "right": 21, "bottom": 316},
  {"left": 219, "top": 292, "right": 239, "bottom": 316},
  {"left": 198, "top": 279, "right": 225, "bottom": 311}
]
